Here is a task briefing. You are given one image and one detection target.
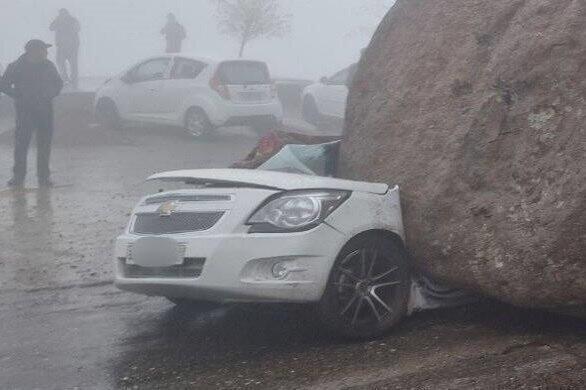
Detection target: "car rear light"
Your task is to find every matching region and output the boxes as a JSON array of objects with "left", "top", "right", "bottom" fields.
[
  {"left": 270, "top": 83, "right": 278, "bottom": 99},
  {"left": 210, "top": 75, "right": 231, "bottom": 100}
]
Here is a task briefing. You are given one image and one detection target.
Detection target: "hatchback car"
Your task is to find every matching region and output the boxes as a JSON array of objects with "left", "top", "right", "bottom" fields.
[
  {"left": 114, "top": 169, "right": 415, "bottom": 338},
  {"left": 95, "top": 55, "right": 283, "bottom": 137}
]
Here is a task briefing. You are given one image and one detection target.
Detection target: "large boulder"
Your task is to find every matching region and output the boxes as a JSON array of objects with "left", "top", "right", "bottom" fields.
[{"left": 340, "top": 0, "right": 586, "bottom": 311}]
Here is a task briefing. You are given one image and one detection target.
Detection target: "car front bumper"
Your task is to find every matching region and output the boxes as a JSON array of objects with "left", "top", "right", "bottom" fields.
[{"left": 114, "top": 224, "right": 346, "bottom": 303}]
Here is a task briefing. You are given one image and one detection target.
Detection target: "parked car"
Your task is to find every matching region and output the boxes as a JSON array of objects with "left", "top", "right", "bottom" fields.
[
  {"left": 114, "top": 168, "right": 412, "bottom": 339},
  {"left": 95, "top": 55, "right": 283, "bottom": 137},
  {"left": 301, "top": 64, "right": 357, "bottom": 125}
]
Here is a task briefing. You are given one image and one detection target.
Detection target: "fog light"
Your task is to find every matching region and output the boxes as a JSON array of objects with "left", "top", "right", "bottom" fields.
[{"left": 272, "top": 262, "right": 290, "bottom": 279}]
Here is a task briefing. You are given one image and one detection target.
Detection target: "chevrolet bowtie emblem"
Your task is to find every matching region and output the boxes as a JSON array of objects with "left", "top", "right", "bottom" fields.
[{"left": 157, "top": 201, "right": 179, "bottom": 217}]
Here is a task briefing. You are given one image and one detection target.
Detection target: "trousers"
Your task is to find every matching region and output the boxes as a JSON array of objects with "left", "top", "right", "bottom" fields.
[
  {"left": 56, "top": 47, "right": 79, "bottom": 88},
  {"left": 13, "top": 102, "right": 54, "bottom": 182}
]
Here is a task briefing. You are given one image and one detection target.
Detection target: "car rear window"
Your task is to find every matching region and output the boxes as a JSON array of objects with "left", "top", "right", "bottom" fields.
[{"left": 218, "top": 61, "right": 270, "bottom": 85}]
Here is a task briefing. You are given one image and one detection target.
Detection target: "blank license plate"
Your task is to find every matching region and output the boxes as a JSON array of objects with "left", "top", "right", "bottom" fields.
[
  {"left": 239, "top": 92, "right": 265, "bottom": 101},
  {"left": 129, "top": 237, "right": 184, "bottom": 267}
]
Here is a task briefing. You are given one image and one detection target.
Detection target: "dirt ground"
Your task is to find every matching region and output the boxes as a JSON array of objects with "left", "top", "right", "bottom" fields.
[{"left": 0, "top": 101, "right": 584, "bottom": 389}]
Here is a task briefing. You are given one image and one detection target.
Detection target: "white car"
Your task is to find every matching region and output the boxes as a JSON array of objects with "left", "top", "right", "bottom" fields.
[
  {"left": 301, "top": 64, "right": 357, "bottom": 125},
  {"left": 95, "top": 55, "right": 283, "bottom": 137},
  {"left": 114, "top": 169, "right": 413, "bottom": 338}
]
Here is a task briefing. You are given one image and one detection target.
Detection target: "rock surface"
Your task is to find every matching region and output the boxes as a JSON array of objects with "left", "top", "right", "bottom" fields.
[{"left": 340, "top": 0, "right": 586, "bottom": 310}]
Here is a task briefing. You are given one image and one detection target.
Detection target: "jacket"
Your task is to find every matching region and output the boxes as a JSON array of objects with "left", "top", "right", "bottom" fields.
[{"left": 0, "top": 55, "right": 63, "bottom": 107}]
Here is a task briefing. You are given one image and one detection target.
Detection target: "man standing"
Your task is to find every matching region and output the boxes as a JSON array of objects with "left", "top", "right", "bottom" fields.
[
  {"left": 161, "top": 13, "right": 187, "bottom": 53},
  {"left": 50, "top": 8, "right": 80, "bottom": 89},
  {"left": 0, "top": 40, "right": 63, "bottom": 188}
]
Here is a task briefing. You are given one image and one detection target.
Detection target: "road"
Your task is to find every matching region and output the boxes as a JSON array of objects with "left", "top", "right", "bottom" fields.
[{"left": 0, "top": 113, "right": 584, "bottom": 389}]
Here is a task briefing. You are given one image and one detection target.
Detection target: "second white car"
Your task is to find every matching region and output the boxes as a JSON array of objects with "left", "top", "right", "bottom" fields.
[{"left": 95, "top": 55, "right": 283, "bottom": 137}]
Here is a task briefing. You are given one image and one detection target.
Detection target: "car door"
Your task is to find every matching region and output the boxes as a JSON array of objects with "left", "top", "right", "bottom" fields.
[
  {"left": 118, "top": 58, "right": 171, "bottom": 121},
  {"left": 158, "top": 58, "right": 208, "bottom": 120},
  {"left": 320, "top": 67, "right": 351, "bottom": 119}
]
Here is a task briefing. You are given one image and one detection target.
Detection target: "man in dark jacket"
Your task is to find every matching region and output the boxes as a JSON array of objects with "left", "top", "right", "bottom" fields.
[
  {"left": 161, "top": 13, "right": 186, "bottom": 53},
  {"left": 50, "top": 8, "right": 80, "bottom": 89},
  {"left": 0, "top": 40, "right": 63, "bottom": 188}
]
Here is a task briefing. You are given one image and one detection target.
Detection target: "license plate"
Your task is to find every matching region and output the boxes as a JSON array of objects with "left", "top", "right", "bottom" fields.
[
  {"left": 239, "top": 92, "right": 265, "bottom": 101},
  {"left": 129, "top": 237, "right": 184, "bottom": 267}
]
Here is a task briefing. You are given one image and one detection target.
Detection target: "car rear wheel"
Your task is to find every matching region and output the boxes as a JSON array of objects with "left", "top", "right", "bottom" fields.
[
  {"left": 184, "top": 107, "right": 213, "bottom": 138},
  {"left": 318, "top": 233, "right": 411, "bottom": 339},
  {"left": 95, "top": 99, "right": 121, "bottom": 130},
  {"left": 302, "top": 96, "right": 322, "bottom": 126}
]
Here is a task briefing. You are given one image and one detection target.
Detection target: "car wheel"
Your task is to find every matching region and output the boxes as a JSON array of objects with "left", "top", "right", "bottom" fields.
[
  {"left": 302, "top": 96, "right": 322, "bottom": 126},
  {"left": 184, "top": 107, "right": 213, "bottom": 138},
  {"left": 318, "top": 233, "right": 411, "bottom": 339},
  {"left": 95, "top": 98, "right": 121, "bottom": 130}
]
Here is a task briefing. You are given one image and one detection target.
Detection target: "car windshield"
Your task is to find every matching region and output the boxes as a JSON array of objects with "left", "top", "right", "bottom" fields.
[{"left": 218, "top": 61, "right": 270, "bottom": 85}]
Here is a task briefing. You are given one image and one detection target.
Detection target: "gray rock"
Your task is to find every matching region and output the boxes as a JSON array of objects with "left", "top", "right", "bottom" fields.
[{"left": 340, "top": 0, "right": 586, "bottom": 311}]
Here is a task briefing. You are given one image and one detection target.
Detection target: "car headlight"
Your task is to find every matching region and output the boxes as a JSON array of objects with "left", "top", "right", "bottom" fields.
[{"left": 247, "top": 190, "right": 350, "bottom": 233}]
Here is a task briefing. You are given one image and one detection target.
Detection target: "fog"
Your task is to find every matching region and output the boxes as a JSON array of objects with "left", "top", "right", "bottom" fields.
[{"left": 0, "top": 0, "right": 394, "bottom": 81}]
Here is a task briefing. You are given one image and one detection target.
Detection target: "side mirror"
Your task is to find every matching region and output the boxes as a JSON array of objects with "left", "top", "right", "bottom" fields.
[
  {"left": 319, "top": 76, "right": 329, "bottom": 84},
  {"left": 153, "top": 72, "right": 164, "bottom": 80}
]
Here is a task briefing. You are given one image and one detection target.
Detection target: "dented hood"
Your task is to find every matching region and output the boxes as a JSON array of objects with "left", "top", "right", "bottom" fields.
[{"left": 148, "top": 169, "right": 390, "bottom": 194}]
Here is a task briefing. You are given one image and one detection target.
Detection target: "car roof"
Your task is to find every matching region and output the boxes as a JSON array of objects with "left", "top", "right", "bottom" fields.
[{"left": 143, "top": 54, "right": 269, "bottom": 66}]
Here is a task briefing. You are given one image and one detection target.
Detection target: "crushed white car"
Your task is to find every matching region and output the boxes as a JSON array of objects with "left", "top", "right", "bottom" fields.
[{"left": 114, "top": 169, "right": 469, "bottom": 338}]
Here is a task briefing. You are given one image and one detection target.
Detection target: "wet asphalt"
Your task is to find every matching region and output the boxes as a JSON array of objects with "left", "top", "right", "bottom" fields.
[{"left": 0, "top": 122, "right": 584, "bottom": 389}]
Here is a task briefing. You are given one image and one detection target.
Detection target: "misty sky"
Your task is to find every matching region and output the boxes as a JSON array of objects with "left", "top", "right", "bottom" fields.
[{"left": 0, "top": 0, "right": 394, "bottom": 81}]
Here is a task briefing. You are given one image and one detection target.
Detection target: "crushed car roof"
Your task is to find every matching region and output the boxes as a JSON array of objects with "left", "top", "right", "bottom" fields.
[{"left": 148, "top": 169, "right": 391, "bottom": 194}]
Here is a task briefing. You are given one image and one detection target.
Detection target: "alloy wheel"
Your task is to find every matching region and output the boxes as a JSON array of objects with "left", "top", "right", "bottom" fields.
[
  {"left": 333, "top": 247, "right": 402, "bottom": 327},
  {"left": 185, "top": 109, "right": 209, "bottom": 138}
]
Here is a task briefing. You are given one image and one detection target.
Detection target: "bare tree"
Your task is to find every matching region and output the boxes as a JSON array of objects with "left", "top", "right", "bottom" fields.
[{"left": 212, "top": 0, "right": 291, "bottom": 57}]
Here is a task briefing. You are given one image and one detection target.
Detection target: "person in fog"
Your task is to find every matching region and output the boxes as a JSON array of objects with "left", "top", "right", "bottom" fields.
[
  {"left": 161, "top": 13, "right": 186, "bottom": 53},
  {"left": 50, "top": 8, "right": 80, "bottom": 89},
  {"left": 0, "top": 40, "right": 63, "bottom": 188}
]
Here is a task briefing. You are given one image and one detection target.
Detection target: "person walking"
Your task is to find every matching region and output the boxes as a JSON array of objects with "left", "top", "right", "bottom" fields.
[
  {"left": 50, "top": 8, "right": 80, "bottom": 89},
  {"left": 0, "top": 40, "right": 63, "bottom": 188},
  {"left": 161, "top": 13, "right": 186, "bottom": 53}
]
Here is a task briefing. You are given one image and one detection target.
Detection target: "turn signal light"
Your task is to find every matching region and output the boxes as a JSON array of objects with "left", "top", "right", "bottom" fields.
[{"left": 210, "top": 75, "right": 231, "bottom": 100}]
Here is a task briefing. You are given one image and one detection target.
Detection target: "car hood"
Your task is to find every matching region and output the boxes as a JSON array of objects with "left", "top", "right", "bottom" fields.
[{"left": 148, "top": 169, "right": 390, "bottom": 194}]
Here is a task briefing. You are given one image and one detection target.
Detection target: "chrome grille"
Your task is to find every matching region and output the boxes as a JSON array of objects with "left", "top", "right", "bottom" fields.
[
  {"left": 133, "top": 212, "right": 224, "bottom": 235},
  {"left": 144, "top": 194, "right": 232, "bottom": 205}
]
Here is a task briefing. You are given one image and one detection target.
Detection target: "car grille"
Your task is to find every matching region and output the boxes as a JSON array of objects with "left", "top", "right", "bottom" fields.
[
  {"left": 133, "top": 212, "right": 224, "bottom": 235},
  {"left": 144, "top": 194, "right": 232, "bottom": 205},
  {"left": 119, "top": 257, "right": 205, "bottom": 279}
]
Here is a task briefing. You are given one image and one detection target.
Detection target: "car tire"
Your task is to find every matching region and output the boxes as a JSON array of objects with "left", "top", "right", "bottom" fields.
[
  {"left": 317, "top": 232, "right": 411, "bottom": 340},
  {"left": 95, "top": 98, "right": 122, "bottom": 130},
  {"left": 184, "top": 107, "right": 213, "bottom": 138},
  {"left": 302, "top": 96, "right": 322, "bottom": 126}
]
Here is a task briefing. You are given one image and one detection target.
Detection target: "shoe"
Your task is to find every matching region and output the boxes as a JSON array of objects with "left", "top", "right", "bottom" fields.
[
  {"left": 38, "top": 178, "right": 54, "bottom": 188},
  {"left": 7, "top": 177, "right": 24, "bottom": 188}
]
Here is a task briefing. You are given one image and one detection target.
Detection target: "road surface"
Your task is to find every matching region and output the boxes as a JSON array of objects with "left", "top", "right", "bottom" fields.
[{"left": 0, "top": 114, "right": 584, "bottom": 389}]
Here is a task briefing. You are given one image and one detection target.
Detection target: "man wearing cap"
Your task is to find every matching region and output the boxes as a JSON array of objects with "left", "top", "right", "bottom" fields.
[{"left": 0, "top": 39, "right": 63, "bottom": 188}]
